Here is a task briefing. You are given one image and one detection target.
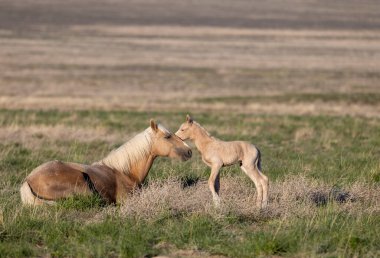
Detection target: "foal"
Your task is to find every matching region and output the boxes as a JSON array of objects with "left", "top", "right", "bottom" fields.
[{"left": 176, "top": 115, "right": 269, "bottom": 208}]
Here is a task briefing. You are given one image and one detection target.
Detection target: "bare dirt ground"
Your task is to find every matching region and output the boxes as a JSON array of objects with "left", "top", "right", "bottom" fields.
[{"left": 0, "top": 0, "right": 380, "bottom": 116}]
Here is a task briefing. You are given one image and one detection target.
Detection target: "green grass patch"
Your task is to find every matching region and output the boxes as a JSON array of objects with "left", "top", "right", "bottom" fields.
[
  {"left": 1, "top": 207, "right": 378, "bottom": 257},
  {"left": 56, "top": 195, "right": 107, "bottom": 211}
]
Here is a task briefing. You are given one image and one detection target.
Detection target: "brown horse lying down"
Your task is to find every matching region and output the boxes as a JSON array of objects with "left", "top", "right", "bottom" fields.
[
  {"left": 176, "top": 115, "right": 269, "bottom": 209},
  {"left": 20, "top": 120, "right": 192, "bottom": 205}
]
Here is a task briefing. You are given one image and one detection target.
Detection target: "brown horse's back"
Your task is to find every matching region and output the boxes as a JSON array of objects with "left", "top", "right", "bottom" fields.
[
  {"left": 25, "top": 160, "right": 129, "bottom": 204},
  {"left": 26, "top": 160, "right": 93, "bottom": 201}
]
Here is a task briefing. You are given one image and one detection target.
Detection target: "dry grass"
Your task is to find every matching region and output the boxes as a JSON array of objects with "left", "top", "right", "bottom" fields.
[
  {"left": 2, "top": 96, "right": 380, "bottom": 118},
  {"left": 294, "top": 127, "right": 315, "bottom": 142},
  {"left": 0, "top": 125, "right": 123, "bottom": 147},
  {"left": 119, "top": 175, "right": 379, "bottom": 221}
]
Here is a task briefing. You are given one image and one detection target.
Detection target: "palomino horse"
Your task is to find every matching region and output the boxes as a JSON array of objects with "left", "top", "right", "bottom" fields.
[
  {"left": 175, "top": 115, "right": 269, "bottom": 209},
  {"left": 20, "top": 120, "right": 192, "bottom": 205}
]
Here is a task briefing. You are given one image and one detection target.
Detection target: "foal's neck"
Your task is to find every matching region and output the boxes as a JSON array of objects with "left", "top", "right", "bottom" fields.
[{"left": 192, "top": 123, "right": 213, "bottom": 153}]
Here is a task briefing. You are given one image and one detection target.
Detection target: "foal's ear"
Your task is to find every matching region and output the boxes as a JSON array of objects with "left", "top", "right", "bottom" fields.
[
  {"left": 186, "top": 114, "right": 193, "bottom": 124},
  {"left": 150, "top": 119, "right": 158, "bottom": 132}
]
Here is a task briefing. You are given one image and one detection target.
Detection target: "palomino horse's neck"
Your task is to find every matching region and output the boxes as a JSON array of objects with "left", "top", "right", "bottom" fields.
[
  {"left": 96, "top": 128, "right": 154, "bottom": 182},
  {"left": 128, "top": 154, "right": 156, "bottom": 184},
  {"left": 192, "top": 122, "right": 213, "bottom": 153}
]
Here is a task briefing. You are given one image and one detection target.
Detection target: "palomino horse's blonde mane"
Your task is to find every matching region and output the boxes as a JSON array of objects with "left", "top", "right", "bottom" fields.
[{"left": 96, "top": 124, "right": 170, "bottom": 175}]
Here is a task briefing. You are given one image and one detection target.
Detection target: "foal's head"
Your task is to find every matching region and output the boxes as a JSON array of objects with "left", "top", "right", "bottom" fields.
[
  {"left": 150, "top": 120, "right": 192, "bottom": 161},
  {"left": 175, "top": 114, "right": 196, "bottom": 141}
]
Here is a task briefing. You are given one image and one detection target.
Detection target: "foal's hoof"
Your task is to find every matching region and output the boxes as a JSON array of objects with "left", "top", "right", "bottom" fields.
[
  {"left": 256, "top": 203, "right": 264, "bottom": 210},
  {"left": 213, "top": 197, "right": 221, "bottom": 208}
]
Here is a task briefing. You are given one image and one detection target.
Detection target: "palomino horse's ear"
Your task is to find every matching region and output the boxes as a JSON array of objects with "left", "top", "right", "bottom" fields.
[
  {"left": 186, "top": 114, "right": 193, "bottom": 124},
  {"left": 150, "top": 119, "right": 158, "bottom": 132}
]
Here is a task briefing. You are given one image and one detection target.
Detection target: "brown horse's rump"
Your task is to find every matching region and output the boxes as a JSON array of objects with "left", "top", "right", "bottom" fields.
[{"left": 26, "top": 160, "right": 128, "bottom": 203}]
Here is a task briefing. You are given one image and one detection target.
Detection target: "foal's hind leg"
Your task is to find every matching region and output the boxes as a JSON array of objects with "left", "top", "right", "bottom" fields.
[
  {"left": 241, "top": 164, "right": 264, "bottom": 208},
  {"left": 259, "top": 171, "right": 269, "bottom": 208},
  {"left": 254, "top": 152, "right": 269, "bottom": 208}
]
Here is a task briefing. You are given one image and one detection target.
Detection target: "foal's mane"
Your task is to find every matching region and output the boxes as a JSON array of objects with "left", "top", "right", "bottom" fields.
[
  {"left": 95, "top": 127, "right": 154, "bottom": 175},
  {"left": 193, "top": 121, "right": 212, "bottom": 137}
]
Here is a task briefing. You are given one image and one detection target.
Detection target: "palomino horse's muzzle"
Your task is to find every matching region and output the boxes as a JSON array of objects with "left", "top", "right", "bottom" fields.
[
  {"left": 185, "top": 149, "right": 192, "bottom": 159},
  {"left": 178, "top": 148, "right": 192, "bottom": 161}
]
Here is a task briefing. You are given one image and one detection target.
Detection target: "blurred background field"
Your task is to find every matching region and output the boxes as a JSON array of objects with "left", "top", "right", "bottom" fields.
[
  {"left": 1, "top": 0, "right": 380, "bottom": 116},
  {"left": 0, "top": 0, "right": 379, "bottom": 257}
]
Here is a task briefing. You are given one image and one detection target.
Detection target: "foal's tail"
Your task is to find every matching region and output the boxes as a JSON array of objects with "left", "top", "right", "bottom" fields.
[
  {"left": 20, "top": 181, "right": 55, "bottom": 206},
  {"left": 255, "top": 147, "right": 262, "bottom": 172}
]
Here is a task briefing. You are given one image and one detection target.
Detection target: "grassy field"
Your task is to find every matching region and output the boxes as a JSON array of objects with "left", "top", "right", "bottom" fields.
[
  {"left": 1, "top": 0, "right": 380, "bottom": 257},
  {"left": 0, "top": 110, "right": 379, "bottom": 257}
]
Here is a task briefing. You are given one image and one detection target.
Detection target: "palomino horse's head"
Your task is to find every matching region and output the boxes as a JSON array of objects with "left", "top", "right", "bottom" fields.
[
  {"left": 175, "top": 114, "right": 195, "bottom": 141},
  {"left": 150, "top": 119, "right": 192, "bottom": 161}
]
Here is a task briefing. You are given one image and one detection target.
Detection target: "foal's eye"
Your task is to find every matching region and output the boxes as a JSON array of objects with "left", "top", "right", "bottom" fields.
[
  {"left": 181, "top": 129, "right": 185, "bottom": 131},
  {"left": 165, "top": 135, "right": 172, "bottom": 139}
]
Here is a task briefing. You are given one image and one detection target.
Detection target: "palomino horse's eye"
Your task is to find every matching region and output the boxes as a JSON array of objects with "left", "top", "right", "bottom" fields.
[
  {"left": 181, "top": 129, "right": 185, "bottom": 131},
  {"left": 165, "top": 134, "right": 172, "bottom": 139}
]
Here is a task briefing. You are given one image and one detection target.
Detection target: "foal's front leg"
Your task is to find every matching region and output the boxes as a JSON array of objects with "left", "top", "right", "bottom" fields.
[{"left": 208, "top": 162, "right": 222, "bottom": 207}]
